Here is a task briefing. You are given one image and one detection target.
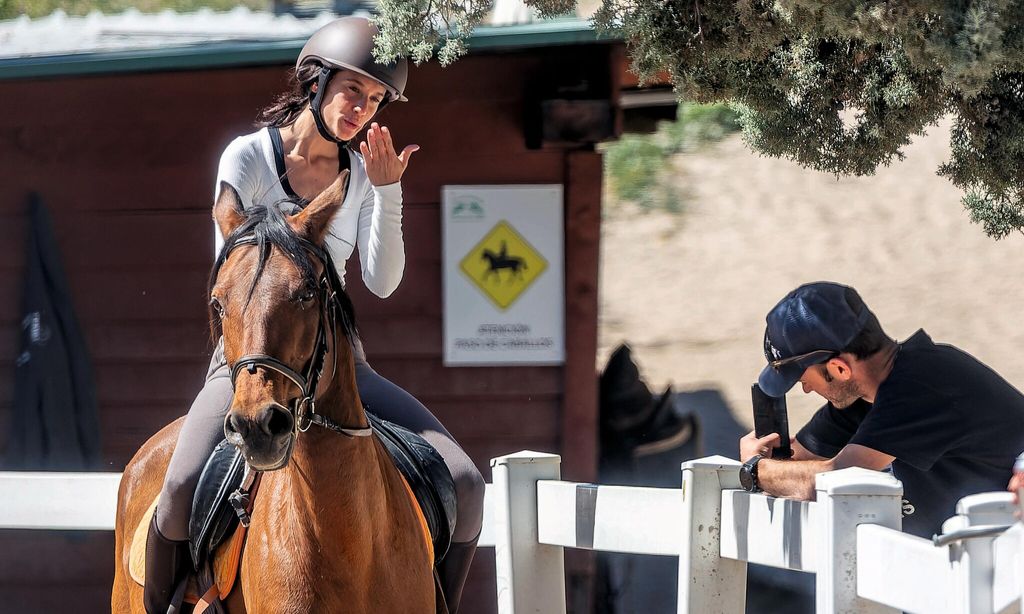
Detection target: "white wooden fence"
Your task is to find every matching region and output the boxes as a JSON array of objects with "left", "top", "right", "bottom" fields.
[{"left": 2, "top": 450, "right": 1023, "bottom": 613}]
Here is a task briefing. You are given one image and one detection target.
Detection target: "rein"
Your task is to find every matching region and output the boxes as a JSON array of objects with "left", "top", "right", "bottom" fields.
[{"left": 221, "top": 234, "right": 372, "bottom": 440}]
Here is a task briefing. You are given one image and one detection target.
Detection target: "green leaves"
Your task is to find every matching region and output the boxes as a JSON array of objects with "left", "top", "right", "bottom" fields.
[
  {"left": 941, "top": 72, "right": 1024, "bottom": 238},
  {"left": 605, "top": 134, "right": 666, "bottom": 207},
  {"left": 372, "top": 0, "right": 492, "bottom": 66},
  {"left": 373, "top": 0, "right": 1024, "bottom": 237},
  {"left": 604, "top": 103, "right": 739, "bottom": 212}
]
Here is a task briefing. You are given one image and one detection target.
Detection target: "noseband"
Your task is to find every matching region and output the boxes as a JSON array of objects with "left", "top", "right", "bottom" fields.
[{"left": 221, "top": 234, "right": 371, "bottom": 439}]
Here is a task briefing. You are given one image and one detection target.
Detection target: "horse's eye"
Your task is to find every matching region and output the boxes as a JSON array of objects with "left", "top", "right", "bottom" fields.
[
  {"left": 210, "top": 297, "right": 226, "bottom": 318},
  {"left": 299, "top": 288, "right": 316, "bottom": 304}
]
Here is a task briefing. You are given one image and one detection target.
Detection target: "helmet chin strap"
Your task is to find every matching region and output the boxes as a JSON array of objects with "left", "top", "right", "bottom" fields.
[{"left": 308, "top": 67, "right": 350, "bottom": 147}]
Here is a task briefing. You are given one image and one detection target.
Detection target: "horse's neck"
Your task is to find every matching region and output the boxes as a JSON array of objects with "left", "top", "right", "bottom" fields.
[
  {"left": 284, "top": 331, "right": 380, "bottom": 502},
  {"left": 248, "top": 434, "right": 394, "bottom": 606},
  {"left": 241, "top": 339, "right": 433, "bottom": 609},
  {"left": 316, "top": 332, "right": 367, "bottom": 431},
  {"left": 278, "top": 429, "right": 389, "bottom": 526},
  {"left": 256, "top": 336, "right": 394, "bottom": 564}
]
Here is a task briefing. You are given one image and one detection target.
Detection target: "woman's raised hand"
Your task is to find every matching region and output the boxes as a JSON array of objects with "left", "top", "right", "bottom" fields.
[{"left": 360, "top": 122, "right": 419, "bottom": 187}]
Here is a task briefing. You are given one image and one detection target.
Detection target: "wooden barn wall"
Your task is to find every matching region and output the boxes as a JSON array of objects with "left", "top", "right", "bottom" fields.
[{"left": 0, "top": 42, "right": 613, "bottom": 612}]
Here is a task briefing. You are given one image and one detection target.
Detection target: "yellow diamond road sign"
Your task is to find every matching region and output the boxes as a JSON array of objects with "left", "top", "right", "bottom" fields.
[{"left": 460, "top": 221, "right": 548, "bottom": 310}]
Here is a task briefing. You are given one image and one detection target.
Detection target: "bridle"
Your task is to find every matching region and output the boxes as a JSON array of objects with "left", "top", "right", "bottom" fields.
[{"left": 220, "top": 233, "right": 372, "bottom": 440}]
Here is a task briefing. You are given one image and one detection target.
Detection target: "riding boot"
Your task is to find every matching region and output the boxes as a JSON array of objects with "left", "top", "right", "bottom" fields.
[
  {"left": 144, "top": 514, "right": 190, "bottom": 614},
  {"left": 437, "top": 534, "right": 479, "bottom": 614}
]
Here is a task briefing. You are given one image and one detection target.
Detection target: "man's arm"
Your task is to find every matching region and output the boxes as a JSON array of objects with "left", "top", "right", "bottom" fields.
[
  {"left": 791, "top": 438, "right": 824, "bottom": 461},
  {"left": 741, "top": 431, "right": 894, "bottom": 500}
]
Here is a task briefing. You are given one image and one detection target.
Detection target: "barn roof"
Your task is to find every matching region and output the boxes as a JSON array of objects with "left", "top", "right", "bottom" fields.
[{"left": 0, "top": 8, "right": 604, "bottom": 80}]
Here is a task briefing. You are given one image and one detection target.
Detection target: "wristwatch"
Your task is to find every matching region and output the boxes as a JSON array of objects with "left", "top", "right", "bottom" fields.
[{"left": 739, "top": 454, "right": 763, "bottom": 492}]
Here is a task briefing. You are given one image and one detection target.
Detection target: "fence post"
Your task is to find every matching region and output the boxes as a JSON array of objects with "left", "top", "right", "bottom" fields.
[
  {"left": 1019, "top": 491, "right": 1024, "bottom": 614},
  {"left": 946, "top": 492, "right": 1016, "bottom": 613},
  {"left": 678, "top": 455, "right": 745, "bottom": 614},
  {"left": 491, "top": 451, "right": 566, "bottom": 614},
  {"left": 815, "top": 467, "right": 902, "bottom": 614}
]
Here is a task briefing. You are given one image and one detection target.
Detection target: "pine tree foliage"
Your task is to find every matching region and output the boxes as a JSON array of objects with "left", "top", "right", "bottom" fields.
[{"left": 373, "top": 0, "right": 1024, "bottom": 238}]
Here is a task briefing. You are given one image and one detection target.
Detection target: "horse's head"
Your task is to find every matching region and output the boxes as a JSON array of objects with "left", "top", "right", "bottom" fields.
[{"left": 210, "top": 172, "right": 356, "bottom": 470}]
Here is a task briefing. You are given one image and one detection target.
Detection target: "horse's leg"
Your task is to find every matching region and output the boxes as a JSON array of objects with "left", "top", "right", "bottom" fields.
[
  {"left": 111, "top": 418, "right": 185, "bottom": 614},
  {"left": 111, "top": 555, "right": 131, "bottom": 613}
]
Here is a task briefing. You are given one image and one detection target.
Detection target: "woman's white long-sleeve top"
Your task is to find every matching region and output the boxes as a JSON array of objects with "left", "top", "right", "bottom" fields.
[{"left": 212, "top": 127, "right": 405, "bottom": 298}]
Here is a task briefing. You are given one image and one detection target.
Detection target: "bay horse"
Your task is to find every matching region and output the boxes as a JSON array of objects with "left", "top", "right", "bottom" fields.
[{"left": 111, "top": 173, "right": 436, "bottom": 613}]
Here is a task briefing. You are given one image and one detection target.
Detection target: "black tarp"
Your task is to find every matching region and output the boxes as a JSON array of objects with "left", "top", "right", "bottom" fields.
[{"left": 5, "top": 195, "right": 100, "bottom": 469}]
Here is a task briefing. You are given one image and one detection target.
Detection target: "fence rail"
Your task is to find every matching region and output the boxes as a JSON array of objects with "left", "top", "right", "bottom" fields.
[{"left": 2, "top": 452, "right": 1023, "bottom": 613}]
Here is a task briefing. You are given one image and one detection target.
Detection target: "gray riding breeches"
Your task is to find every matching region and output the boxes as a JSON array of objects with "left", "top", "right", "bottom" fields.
[{"left": 155, "top": 339, "right": 485, "bottom": 544}]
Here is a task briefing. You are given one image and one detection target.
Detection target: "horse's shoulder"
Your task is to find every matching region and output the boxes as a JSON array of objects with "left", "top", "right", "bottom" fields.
[
  {"left": 120, "top": 418, "right": 185, "bottom": 502},
  {"left": 130, "top": 417, "right": 184, "bottom": 467}
]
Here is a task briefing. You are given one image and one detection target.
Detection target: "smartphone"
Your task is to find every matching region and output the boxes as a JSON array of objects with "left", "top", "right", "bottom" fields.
[{"left": 751, "top": 383, "right": 793, "bottom": 459}]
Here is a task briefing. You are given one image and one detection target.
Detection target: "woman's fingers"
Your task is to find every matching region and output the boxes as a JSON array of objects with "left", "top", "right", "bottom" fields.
[
  {"left": 398, "top": 144, "right": 420, "bottom": 167},
  {"left": 369, "top": 123, "right": 384, "bottom": 159},
  {"left": 380, "top": 126, "right": 397, "bottom": 158},
  {"left": 359, "top": 124, "right": 417, "bottom": 185},
  {"left": 366, "top": 123, "right": 376, "bottom": 156}
]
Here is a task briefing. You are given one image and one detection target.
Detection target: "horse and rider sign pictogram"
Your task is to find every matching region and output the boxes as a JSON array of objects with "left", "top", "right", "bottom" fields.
[
  {"left": 442, "top": 185, "right": 565, "bottom": 366},
  {"left": 459, "top": 221, "right": 548, "bottom": 310}
]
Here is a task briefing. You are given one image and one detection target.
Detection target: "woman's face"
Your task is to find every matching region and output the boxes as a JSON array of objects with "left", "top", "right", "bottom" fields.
[{"left": 317, "top": 68, "right": 388, "bottom": 141}]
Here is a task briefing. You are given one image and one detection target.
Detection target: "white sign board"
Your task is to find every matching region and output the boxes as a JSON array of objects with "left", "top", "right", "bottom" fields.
[{"left": 442, "top": 185, "right": 565, "bottom": 366}]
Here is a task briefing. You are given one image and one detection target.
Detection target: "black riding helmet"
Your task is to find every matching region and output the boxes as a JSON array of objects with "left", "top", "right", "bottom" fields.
[{"left": 297, "top": 17, "right": 409, "bottom": 144}]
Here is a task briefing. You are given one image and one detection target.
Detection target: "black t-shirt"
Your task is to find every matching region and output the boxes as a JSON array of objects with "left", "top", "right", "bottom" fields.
[{"left": 796, "top": 330, "right": 1024, "bottom": 538}]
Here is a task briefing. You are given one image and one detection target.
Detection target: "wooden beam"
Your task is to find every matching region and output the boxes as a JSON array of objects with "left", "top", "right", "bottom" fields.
[{"left": 561, "top": 149, "right": 602, "bottom": 484}]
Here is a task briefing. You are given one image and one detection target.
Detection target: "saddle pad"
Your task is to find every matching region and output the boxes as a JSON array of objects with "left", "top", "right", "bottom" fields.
[
  {"left": 400, "top": 469, "right": 435, "bottom": 565},
  {"left": 129, "top": 496, "right": 246, "bottom": 602},
  {"left": 130, "top": 488, "right": 425, "bottom": 605},
  {"left": 369, "top": 412, "right": 458, "bottom": 561}
]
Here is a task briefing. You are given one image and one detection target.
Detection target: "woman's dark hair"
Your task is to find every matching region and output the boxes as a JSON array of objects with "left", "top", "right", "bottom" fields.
[
  {"left": 256, "top": 62, "right": 322, "bottom": 128},
  {"left": 841, "top": 287, "right": 894, "bottom": 359}
]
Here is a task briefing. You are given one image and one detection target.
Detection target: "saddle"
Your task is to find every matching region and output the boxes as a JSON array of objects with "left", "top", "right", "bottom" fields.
[
  {"left": 599, "top": 344, "right": 699, "bottom": 462},
  {"left": 129, "top": 412, "right": 457, "bottom": 612}
]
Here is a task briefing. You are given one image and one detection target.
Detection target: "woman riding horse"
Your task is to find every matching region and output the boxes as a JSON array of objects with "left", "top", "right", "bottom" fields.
[{"left": 131, "top": 16, "right": 484, "bottom": 613}]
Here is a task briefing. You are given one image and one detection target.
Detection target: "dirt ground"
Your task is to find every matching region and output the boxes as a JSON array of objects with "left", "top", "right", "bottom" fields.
[{"left": 597, "top": 117, "right": 1024, "bottom": 435}]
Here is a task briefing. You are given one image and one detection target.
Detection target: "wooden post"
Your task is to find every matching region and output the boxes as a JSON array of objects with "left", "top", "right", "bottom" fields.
[
  {"left": 561, "top": 148, "right": 602, "bottom": 484},
  {"left": 815, "top": 467, "right": 902, "bottom": 614},
  {"left": 561, "top": 147, "right": 602, "bottom": 614},
  {"left": 1019, "top": 491, "right": 1024, "bottom": 613},
  {"left": 948, "top": 492, "right": 1016, "bottom": 613},
  {"left": 491, "top": 451, "right": 566, "bottom": 614},
  {"left": 678, "top": 456, "right": 746, "bottom": 614}
]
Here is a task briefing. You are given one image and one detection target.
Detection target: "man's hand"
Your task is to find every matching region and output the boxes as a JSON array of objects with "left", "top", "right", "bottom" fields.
[
  {"left": 1009, "top": 472, "right": 1024, "bottom": 505},
  {"left": 740, "top": 430, "right": 780, "bottom": 462}
]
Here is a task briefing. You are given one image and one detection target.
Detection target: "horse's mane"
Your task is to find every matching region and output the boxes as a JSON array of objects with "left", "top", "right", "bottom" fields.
[{"left": 208, "top": 200, "right": 358, "bottom": 346}]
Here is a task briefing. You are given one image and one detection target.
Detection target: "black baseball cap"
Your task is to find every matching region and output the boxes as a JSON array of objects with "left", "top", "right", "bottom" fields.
[{"left": 758, "top": 282, "right": 870, "bottom": 397}]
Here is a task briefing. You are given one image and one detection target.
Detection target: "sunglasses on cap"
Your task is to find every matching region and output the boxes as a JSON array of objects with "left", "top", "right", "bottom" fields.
[{"left": 769, "top": 349, "right": 838, "bottom": 370}]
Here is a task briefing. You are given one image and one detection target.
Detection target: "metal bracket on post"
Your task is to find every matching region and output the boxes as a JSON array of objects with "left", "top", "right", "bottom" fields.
[
  {"left": 491, "top": 451, "right": 566, "bottom": 614},
  {"left": 816, "top": 467, "right": 902, "bottom": 614},
  {"left": 677, "top": 455, "right": 745, "bottom": 614}
]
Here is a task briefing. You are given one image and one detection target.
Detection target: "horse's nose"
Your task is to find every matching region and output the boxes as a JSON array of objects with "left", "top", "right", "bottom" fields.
[
  {"left": 260, "top": 404, "right": 294, "bottom": 438},
  {"left": 224, "top": 403, "right": 293, "bottom": 444}
]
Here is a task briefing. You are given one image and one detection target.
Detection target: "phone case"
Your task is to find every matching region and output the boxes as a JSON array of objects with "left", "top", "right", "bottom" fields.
[{"left": 751, "top": 383, "right": 793, "bottom": 459}]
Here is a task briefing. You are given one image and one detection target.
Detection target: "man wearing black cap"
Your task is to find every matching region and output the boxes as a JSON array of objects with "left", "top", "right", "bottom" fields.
[{"left": 739, "top": 281, "right": 1024, "bottom": 538}]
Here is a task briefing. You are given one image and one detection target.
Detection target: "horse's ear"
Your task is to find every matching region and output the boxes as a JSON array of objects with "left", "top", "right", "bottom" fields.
[
  {"left": 214, "top": 182, "right": 246, "bottom": 239},
  {"left": 290, "top": 170, "right": 348, "bottom": 243}
]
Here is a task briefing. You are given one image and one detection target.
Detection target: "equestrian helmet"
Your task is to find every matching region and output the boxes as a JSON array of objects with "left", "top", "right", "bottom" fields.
[{"left": 297, "top": 16, "right": 409, "bottom": 103}]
